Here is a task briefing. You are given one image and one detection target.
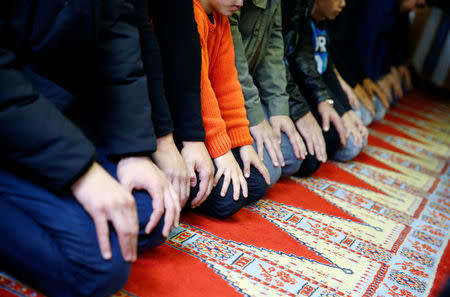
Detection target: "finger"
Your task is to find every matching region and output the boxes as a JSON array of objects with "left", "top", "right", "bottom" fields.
[
  {"left": 161, "top": 189, "right": 175, "bottom": 237},
  {"left": 191, "top": 171, "right": 208, "bottom": 208},
  {"left": 257, "top": 138, "right": 264, "bottom": 161},
  {"left": 232, "top": 173, "right": 241, "bottom": 201},
  {"left": 272, "top": 138, "right": 285, "bottom": 166},
  {"left": 220, "top": 172, "right": 231, "bottom": 197},
  {"left": 169, "top": 185, "right": 180, "bottom": 228},
  {"left": 239, "top": 174, "right": 248, "bottom": 198},
  {"left": 145, "top": 189, "right": 164, "bottom": 235},
  {"left": 332, "top": 115, "right": 346, "bottom": 146},
  {"left": 322, "top": 112, "right": 330, "bottom": 132},
  {"left": 297, "top": 135, "right": 307, "bottom": 159},
  {"left": 111, "top": 210, "right": 135, "bottom": 263},
  {"left": 305, "top": 133, "right": 315, "bottom": 156},
  {"left": 264, "top": 139, "right": 280, "bottom": 167},
  {"left": 93, "top": 215, "right": 112, "bottom": 260},
  {"left": 213, "top": 168, "right": 224, "bottom": 187},
  {"left": 273, "top": 125, "right": 282, "bottom": 145},
  {"left": 172, "top": 176, "right": 182, "bottom": 204},
  {"left": 286, "top": 129, "right": 301, "bottom": 159},
  {"left": 253, "top": 160, "right": 271, "bottom": 185},
  {"left": 192, "top": 175, "right": 207, "bottom": 208},
  {"left": 316, "top": 134, "right": 328, "bottom": 162}
]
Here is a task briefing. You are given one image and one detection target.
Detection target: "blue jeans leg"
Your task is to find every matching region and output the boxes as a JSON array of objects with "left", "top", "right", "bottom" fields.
[
  {"left": 355, "top": 103, "right": 373, "bottom": 126},
  {"left": 0, "top": 152, "right": 165, "bottom": 297},
  {"left": 332, "top": 134, "right": 367, "bottom": 162}
]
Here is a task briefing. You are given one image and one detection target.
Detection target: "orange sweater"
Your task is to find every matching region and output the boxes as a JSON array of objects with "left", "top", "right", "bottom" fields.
[{"left": 193, "top": 0, "right": 253, "bottom": 158}]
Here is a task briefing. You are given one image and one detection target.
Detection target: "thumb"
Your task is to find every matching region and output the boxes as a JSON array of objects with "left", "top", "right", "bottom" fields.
[{"left": 189, "top": 166, "right": 197, "bottom": 187}]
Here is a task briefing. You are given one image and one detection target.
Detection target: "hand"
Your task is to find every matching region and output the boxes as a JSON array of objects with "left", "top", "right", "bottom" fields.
[
  {"left": 342, "top": 112, "right": 364, "bottom": 148},
  {"left": 339, "top": 78, "right": 360, "bottom": 110},
  {"left": 353, "top": 84, "right": 375, "bottom": 116},
  {"left": 239, "top": 145, "right": 270, "bottom": 185},
  {"left": 181, "top": 141, "right": 214, "bottom": 208},
  {"left": 249, "top": 119, "right": 284, "bottom": 167},
  {"left": 362, "top": 78, "right": 389, "bottom": 108},
  {"left": 295, "top": 112, "right": 327, "bottom": 162},
  {"left": 318, "top": 101, "right": 346, "bottom": 146},
  {"left": 213, "top": 151, "right": 247, "bottom": 201},
  {"left": 270, "top": 115, "right": 307, "bottom": 160},
  {"left": 348, "top": 109, "right": 368, "bottom": 141},
  {"left": 398, "top": 65, "right": 413, "bottom": 90},
  {"left": 390, "top": 67, "right": 404, "bottom": 99},
  {"left": 377, "top": 76, "right": 394, "bottom": 104},
  {"left": 117, "top": 156, "right": 180, "bottom": 238},
  {"left": 152, "top": 133, "right": 189, "bottom": 206},
  {"left": 71, "top": 162, "right": 139, "bottom": 262}
]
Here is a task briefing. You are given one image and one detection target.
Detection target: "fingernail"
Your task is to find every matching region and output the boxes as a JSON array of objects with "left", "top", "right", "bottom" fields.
[{"left": 245, "top": 172, "right": 249, "bottom": 178}]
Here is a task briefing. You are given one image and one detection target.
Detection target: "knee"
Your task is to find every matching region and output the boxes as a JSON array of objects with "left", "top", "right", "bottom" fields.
[
  {"left": 138, "top": 215, "right": 166, "bottom": 251},
  {"left": 295, "top": 154, "right": 321, "bottom": 177},
  {"left": 281, "top": 157, "right": 302, "bottom": 177},
  {"left": 373, "top": 102, "right": 387, "bottom": 121},
  {"left": 332, "top": 135, "right": 364, "bottom": 162},
  {"left": 264, "top": 158, "right": 282, "bottom": 187},
  {"left": 78, "top": 248, "right": 131, "bottom": 297}
]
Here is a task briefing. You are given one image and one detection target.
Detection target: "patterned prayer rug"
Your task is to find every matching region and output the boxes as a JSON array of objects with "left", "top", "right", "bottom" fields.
[{"left": 1, "top": 91, "right": 449, "bottom": 297}]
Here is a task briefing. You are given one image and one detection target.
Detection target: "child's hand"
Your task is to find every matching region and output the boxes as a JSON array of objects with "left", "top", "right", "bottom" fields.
[
  {"left": 239, "top": 145, "right": 271, "bottom": 185},
  {"left": 249, "top": 119, "right": 283, "bottom": 167},
  {"left": 181, "top": 141, "right": 214, "bottom": 209},
  {"left": 353, "top": 84, "right": 375, "bottom": 116},
  {"left": 342, "top": 112, "right": 364, "bottom": 148},
  {"left": 362, "top": 78, "right": 389, "bottom": 108},
  {"left": 270, "top": 115, "right": 307, "bottom": 160},
  {"left": 213, "top": 151, "right": 247, "bottom": 201},
  {"left": 376, "top": 76, "right": 393, "bottom": 104}
]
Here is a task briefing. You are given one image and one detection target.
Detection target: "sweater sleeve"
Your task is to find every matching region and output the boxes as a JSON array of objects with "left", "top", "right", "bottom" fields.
[
  {"left": 194, "top": 9, "right": 231, "bottom": 158},
  {"left": 210, "top": 16, "right": 253, "bottom": 150}
]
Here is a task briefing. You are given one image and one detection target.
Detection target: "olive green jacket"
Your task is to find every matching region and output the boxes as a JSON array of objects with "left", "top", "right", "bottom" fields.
[{"left": 230, "top": 0, "right": 290, "bottom": 126}]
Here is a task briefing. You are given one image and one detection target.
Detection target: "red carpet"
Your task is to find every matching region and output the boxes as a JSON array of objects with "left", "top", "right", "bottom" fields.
[{"left": 1, "top": 91, "right": 449, "bottom": 297}]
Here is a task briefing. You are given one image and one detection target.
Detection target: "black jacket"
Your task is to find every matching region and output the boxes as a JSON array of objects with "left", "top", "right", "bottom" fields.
[
  {"left": 329, "top": 0, "right": 368, "bottom": 88},
  {"left": 282, "top": 0, "right": 350, "bottom": 116},
  {"left": 151, "top": 0, "right": 205, "bottom": 143},
  {"left": 0, "top": 0, "right": 168, "bottom": 191}
]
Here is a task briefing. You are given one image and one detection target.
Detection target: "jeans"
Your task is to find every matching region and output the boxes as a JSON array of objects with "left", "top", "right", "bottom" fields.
[
  {"left": 354, "top": 103, "right": 373, "bottom": 126},
  {"left": 0, "top": 150, "right": 165, "bottom": 297}
]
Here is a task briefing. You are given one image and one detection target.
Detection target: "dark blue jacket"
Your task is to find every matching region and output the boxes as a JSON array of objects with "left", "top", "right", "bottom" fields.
[
  {"left": 0, "top": 0, "right": 168, "bottom": 191},
  {"left": 354, "top": 0, "right": 398, "bottom": 81}
]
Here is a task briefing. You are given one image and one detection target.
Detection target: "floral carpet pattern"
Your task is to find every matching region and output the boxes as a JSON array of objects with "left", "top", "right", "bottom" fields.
[{"left": 1, "top": 91, "right": 449, "bottom": 297}]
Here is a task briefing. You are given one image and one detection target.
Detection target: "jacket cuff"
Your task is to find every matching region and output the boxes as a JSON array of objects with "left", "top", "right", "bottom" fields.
[
  {"left": 205, "top": 129, "right": 232, "bottom": 159},
  {"left": 228, "top": 126, "right": 253, "bottom": 149},
  {"left": 246, "top": 102, "right": 265, "bottom": 127},
  {"left": 267, "top": 98, "right": 290, "bottom": 118}
]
